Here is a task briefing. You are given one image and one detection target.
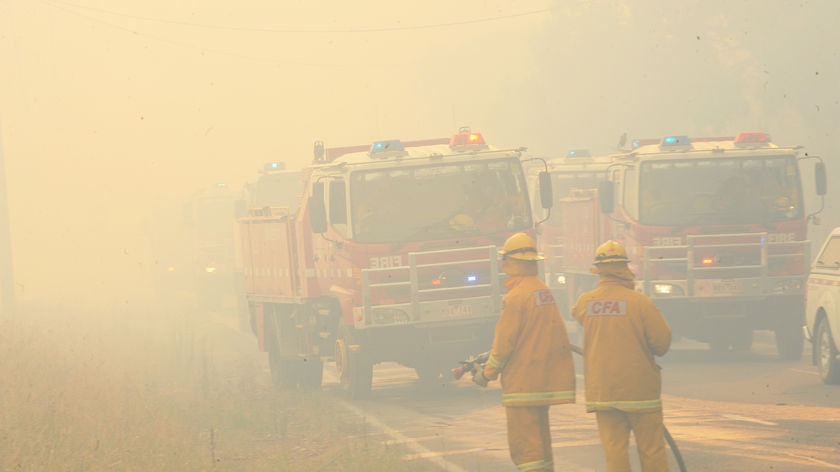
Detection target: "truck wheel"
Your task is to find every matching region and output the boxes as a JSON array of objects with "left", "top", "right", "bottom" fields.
[
  {"left": 775, "top": 319, "right": 805, "bottom": 361},
  {"left": 414, "top": 363, "right": 448, "bottom": 389},
  {"left": 267, "top": 344, "right": 298, "bottom": 389},
  {"left": 265, "top": 308, "right": 300, "bottom": 389},
  {"left": 298, "top": 356, "right": 324, "bottom": 390},
  {"left": 335, "top": 337, "right": 373, "bottom": 399},
  {"left": 708, "top": 335, "right": 731, "bottom": 355},
  {"left": 730, "top": 327, "right": 754, "bottom": 352},
  {"left": 815, "top": 319, "right": 840, "bottom": 384},
  {"left": 708, "top": 322, "right": 752, "bottom": 355}
]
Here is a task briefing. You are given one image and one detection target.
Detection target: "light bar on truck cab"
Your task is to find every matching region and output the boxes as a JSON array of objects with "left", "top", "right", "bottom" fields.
[
  {"left": 661, "top": 135, "right": 691, "bottom": 147},
  {"left": 449, "top": 128, "right": 487, "bottom": 149},
  {"left": 734, "top": 131, "right": 772, "bottom": 145},
  {"left": 632, "top": 138, "right": 660, "bottom": 149},
  {"left": 370, "top": 139, "right": 405, "bottom": 153},
  {"left": 263, "top": 161, "right": 286, "bottom": 173},
  {"left": 690, "top": 136, "right": 735, "bottom": 143},
  {"left": 567, "top": 149, "right": 591, "bottom": 158}
]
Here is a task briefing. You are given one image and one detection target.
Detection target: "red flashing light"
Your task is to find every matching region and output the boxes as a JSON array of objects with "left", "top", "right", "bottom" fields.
[
  {"left": 431, "top": 278, "right": 442, "bottom": 286},
  {"left": 701, "top": 257, "right": 714, "bottom": 266},
  {"left": 734, "top": 132, "right": 771, "bottom": 144},
  {"left": 450, "top": 132, "right": 486, "bottom": 147}
]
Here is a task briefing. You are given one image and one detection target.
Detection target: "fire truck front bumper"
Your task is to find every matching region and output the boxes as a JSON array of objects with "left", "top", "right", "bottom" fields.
[
  {"left": 352, "top": 295, "right": 498, "bottom": 329},
  {"left": 641, "top": 275, "right": 805, "bottom": 300}
]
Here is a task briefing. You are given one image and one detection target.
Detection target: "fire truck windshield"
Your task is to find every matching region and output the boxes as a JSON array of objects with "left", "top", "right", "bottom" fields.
[
  {"left": 190, "top": 196, "right": 236, "bottom": 239},
  {"left": 350, "top": 159, "right": 531, "bottom": 243},
  {"left": 638, "top": 155, "right": 803, "bottom": 226},
  {"left": 250, "top": 171, "right": 302, "bottom": 210}
]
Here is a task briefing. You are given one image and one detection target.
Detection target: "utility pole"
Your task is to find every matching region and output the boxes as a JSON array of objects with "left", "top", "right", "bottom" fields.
[{"left": 0, "top": 123, "right": 16, "bottom": 314}]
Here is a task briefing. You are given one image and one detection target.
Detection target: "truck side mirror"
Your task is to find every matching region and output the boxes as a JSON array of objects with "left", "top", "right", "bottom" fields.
[
  {"left": 538, "top": 171, "right": 553, "bottom": 209},
  {"left": 309, "top": 183, "right": 327, "bottom": 234},
  {"left": 815, "top": 161, "right": 827, "bottom": 196},
  {"left": 598, "top": 181, "right": 614, "bottom": 214}
]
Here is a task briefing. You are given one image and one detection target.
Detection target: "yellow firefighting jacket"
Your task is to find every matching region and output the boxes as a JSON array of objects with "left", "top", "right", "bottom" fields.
[
  {"left": 571, "top": 264, "right": 672, "bottom": 413},
  {"left": 483, "top": 262, "right": 576, "bottom": 407}
]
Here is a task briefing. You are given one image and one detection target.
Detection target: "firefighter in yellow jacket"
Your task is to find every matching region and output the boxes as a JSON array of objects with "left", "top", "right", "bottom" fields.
[
  {"left": 473, "top": 232, "right": 576, "bottom": 472},
  {"left": 570, "top": 240, "right": 672, "bottom": 472}
]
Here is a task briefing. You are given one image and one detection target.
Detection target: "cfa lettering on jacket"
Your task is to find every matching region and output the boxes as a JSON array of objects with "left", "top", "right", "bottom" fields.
[
  {"left": 534, "top": 289, "right": 555, "bottom": 306},
  {"left": 586, "top": 299, "right": 628, "bottom": 316}
]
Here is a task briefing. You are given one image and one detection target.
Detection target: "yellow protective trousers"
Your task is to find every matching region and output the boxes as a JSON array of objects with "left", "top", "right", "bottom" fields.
[
  {"left": 595, "top": 409, "right": 668, "bottom": 472},
  {"left": 505, "top": 405, "right": 554, "bottom": 472}
]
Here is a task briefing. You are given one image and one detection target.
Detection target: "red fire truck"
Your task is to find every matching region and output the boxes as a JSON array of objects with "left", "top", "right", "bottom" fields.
[
  {"left": 243, "top": 161, "right": 303, "bottom": 211},
  {"left": 238, "top": 129, "right": 550, "bottom": 397},
  {"left": 555, "top": 132, "right": 827, "bottom": 359},
  {"left": 526, "top": 149, "right": 615, "bottom": 316},
  {"left": 150, "top": 182, "right": 243, "bottom": 311},
  {"left": 234, "top": 162, "right": 304, "bottom": 329}
]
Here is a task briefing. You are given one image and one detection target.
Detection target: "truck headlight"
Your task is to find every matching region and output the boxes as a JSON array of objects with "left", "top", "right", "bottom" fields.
[{"left": 653, "top": 283, "right": 683, "bottom": 295}]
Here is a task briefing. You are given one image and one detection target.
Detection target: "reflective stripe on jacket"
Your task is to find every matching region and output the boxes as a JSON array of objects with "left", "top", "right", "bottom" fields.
[
  {"left": 571, "top": 276, "right": 671, "bottom": 413},
  {"left": 484, "top": 271, "right": 576, "bottom": 407}
]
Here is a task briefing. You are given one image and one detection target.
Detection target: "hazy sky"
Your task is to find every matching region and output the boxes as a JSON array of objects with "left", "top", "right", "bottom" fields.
[{"left": 1, "top": 0, "right": 838, "bottom": 304}]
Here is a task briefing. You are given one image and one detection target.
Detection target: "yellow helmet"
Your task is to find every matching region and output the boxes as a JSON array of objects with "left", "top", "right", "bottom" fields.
[
  {"left": 498, "top": 232, "right": 543, "bottom": 261},
  {"left": 449, "top": 213, "right": 476, "bottom": 232},
  {"left": 593, "top": 240, "right": 630, "bottom": 264}
]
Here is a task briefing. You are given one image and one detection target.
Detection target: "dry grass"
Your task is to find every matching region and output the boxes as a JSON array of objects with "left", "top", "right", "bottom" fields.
[{"left": 0, "top": 297, "right": 422, "bottom": 471}]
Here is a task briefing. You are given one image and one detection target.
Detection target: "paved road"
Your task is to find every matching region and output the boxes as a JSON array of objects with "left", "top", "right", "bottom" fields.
[
  {"left": 198, "top": 309, "right": 839, "bottom": 471},
  {"left": 317, "top": 333, "right": 840, "bottom": 471}
]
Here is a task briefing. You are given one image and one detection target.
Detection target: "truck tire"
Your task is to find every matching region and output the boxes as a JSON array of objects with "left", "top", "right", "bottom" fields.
[
  {"left": 298, "top": 356, "right": 324, "bottom": 390},
  {"left": 267, "top": 340, "right": 298, "bottom": 389},
  {"left": 265, "top": 306, "right": 300, "bottom": 389},
  {"left": 414, "top": 362, "right": 448, "bottom": 389},
  {"left": 335, "top": 334, "right": 373, "bottom": 399},
  {"left": 709, "top": 324, "right": 753, "bottom": 354},
  {"left": 815, "top": 319, "right": 840, "bottom": 385},
  {"left": 775, "top": 317, "right": 805, "bottom": 361}
]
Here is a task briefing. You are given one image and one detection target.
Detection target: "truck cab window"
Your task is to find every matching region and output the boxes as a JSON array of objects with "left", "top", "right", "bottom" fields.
[{"left": 817, "top": 237, "right": 840, "bottom": 269}]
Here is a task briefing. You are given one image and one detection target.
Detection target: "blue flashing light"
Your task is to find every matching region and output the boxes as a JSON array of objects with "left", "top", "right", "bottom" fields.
[
  {"left": 661, "top": 135, "right": 690, "bottom": 146},
  {"left": 370, "top": 139, "right": 404, "bottom": 154},
  {"left": 567, "top": 149, "right": 591, "bottom": 158},
  {"left": 465, "top": 274, "right": 479, "bottom": 284},
  {"left": 264, "top": 161, "right": 286, "bottom": 172}
]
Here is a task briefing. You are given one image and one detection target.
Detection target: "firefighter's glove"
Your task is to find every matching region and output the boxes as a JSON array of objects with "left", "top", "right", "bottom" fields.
[{"left": 472, "top": 368, "right": 489, "bottom": 388}]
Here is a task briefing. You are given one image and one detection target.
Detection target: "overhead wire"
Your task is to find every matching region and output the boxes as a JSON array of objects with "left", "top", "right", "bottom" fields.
[
  {"left": 41, "top": 0, "right": 552, "bottom": 34},
  {"left": 35, "top": 0, "right": 553, "bottom": 68},
  {"left": 38, "top": 0, "right": 272, "bottom": 63}
]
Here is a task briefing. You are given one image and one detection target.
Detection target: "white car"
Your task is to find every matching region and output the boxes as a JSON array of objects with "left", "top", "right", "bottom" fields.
[{"left": 804, "top": 226, "right": 840, "bottom": 384}]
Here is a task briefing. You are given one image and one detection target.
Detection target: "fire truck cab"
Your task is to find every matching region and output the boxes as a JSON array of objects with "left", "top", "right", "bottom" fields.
[
  {"left": 243, "top": 161, "right": 303, "bottom": 212},
  {"left": 239, "top": 129, "right": 551, "bottom": 397},
  {"left": 526, "top": 149, "right": 616, "bottom": 316},
  {"left": 182, "top": 182, "right": 240, "bottom": 311},
  {"left": 559, "top": 132, "right": 827, "bottom": 359}
]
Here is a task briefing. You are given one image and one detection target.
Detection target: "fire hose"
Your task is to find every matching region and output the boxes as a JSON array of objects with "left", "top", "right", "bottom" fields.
[{"left": 452, "top": 345, "right": 687, "bottom": 472}]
